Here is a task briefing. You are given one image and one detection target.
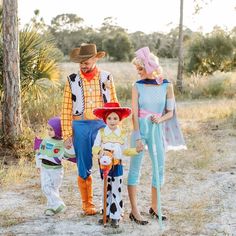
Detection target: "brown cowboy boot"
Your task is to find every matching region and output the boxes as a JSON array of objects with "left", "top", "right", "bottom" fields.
[
  {"left": 77, "top": 176, "right": 88, "bottom": 213},
  {"left": 85, "top": 175, "right": 97, "bottom": 215}
]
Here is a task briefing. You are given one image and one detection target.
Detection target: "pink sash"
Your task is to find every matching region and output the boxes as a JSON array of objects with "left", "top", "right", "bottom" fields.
[{"left": 138, "top": 109, "right": 162, "bottom": 118}]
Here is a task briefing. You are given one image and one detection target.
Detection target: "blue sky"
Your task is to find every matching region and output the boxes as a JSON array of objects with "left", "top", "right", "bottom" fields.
[{"left": 19, "top": 0, "right": 236, "bottom": 33}]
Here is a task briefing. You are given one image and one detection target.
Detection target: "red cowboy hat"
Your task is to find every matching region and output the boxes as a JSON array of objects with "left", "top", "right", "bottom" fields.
[{"left": 93, "top": 103, "right": 131, "bottom": 121}]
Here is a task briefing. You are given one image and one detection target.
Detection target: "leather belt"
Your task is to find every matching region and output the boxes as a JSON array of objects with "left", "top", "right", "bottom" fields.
[
  {"left": 73, "top": 115, "right": 84, "bottom": 120},
  {"left": 73, "top": 115, "right": 98, "bottom": 121}
]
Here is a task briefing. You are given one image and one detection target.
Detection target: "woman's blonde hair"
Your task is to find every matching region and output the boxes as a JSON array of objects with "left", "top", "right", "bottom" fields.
[{"left": 132, "top": 52, "right": 163, "bottom": 77}]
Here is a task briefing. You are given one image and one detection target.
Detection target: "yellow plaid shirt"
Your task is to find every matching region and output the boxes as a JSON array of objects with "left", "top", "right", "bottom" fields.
[{"left": 61, "top": 70, "right": 118, "bottom": 140}]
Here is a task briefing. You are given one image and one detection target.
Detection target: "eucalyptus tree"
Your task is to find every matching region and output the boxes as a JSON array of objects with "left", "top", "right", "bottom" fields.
[
  {"left": 50, "top": 13, "right": 84, "bottom": 32},
  {"left": 49, "top": 13, "right": 85, "bottom": 55}
]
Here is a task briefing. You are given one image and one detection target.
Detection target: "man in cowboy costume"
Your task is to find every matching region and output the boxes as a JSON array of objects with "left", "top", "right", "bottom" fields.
[{"left": 61, "top": 43, "right": 118, "bottom": 215}]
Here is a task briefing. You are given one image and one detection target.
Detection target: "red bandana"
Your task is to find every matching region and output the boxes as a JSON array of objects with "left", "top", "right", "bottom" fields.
[{"left": 80, "top": 66, "right": 98, "bottom": 82}]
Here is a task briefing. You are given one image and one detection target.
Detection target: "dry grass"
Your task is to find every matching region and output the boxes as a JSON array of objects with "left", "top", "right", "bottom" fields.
[
  {"left": 0, "top": 157, "right": 35, "bottom": 188},
  {"left": 188, "top": 133, "right": 215, "bottom": 170},
  {"left": 167, "top": 127, "right": 215, "bottom": 175},
  {"left": 167, "top": 198, "right": 214, "bottom": 235},
  {"left": 59, "top": 61, "right": 137, "bottom": 90},
  {"left": 0, "top": 210, "right": 26, "bottom": 227},
  {"left": 165, "top": 98, "right": 235, "bottom": 193},
  {"left": 161, "top": 98, "right": 235, "bottom": 235},
  {"left": 0, "top": 108, "right": 234, "bottom": 235},
  {"left": 63, "top": 160, "right": 78, "bottom": 173},
  {"left": 59, "top": 60, "right": 178, "bottom": 86},
  {"left": 1, "top": 98, "right": 234, "bottom": 189},
  {"left": 177, "top": 98, "right": 236, "bottom": 122},
  {"left": 183, "top": 71, "right": 236, "bottom": 99},
  {"left": 32, "top": 192, "right": 46, "bottom": 205}
]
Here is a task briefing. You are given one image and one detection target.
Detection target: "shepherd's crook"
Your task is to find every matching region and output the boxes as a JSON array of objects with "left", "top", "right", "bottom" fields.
[{"left": 151, "top": 123, "right": 163, "bottom": 229}]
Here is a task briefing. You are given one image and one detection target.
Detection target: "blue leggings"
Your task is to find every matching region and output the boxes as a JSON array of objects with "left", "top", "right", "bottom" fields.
[{"left": 127, "top": 118, "right": 165, "bottom": 188}]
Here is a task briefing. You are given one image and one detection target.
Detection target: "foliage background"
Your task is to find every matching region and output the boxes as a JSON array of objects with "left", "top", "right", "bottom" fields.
[{"left": 0, "top": 8, "right": 235, "bottom": 160}]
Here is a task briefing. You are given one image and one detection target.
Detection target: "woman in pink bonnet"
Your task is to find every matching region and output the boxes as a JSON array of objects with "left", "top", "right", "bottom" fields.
[{"left": 127, "top": 47, "right": 186, "bottom": 226}]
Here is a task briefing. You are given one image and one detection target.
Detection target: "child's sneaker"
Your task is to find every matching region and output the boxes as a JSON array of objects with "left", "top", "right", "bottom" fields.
[
  {"left": 98, "top": 216, "right": 109, "bottom": 225},
  {"left": 44, "top": 209, "right": 55, "bottom": 216},
  {"left": 110, "top": 219, "right": 119, "bottom": 228},
  {"left": 54, "top": 204, "right": 66, "bottom": 214}
]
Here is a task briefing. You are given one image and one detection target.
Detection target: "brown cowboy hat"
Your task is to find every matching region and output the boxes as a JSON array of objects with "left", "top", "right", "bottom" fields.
[
  {"left": 70, "top": 43, "right": 106, "bottom": 63},
  {"left": 93, "top": 102, "right": 131, "bottom": 122}
]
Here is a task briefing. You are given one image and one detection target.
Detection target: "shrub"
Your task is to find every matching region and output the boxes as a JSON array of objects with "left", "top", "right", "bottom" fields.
[{"left": 186, "top": 32, "right": 235, "bottom": 75}]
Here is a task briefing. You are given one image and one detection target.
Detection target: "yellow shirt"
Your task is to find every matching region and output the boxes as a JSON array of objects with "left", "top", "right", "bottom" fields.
[
  {"left": 92, "top": 126, "right": 138, "bottom": 158},
  {"left": 61, "top": 70, "right": 118, "bottom": 140}
]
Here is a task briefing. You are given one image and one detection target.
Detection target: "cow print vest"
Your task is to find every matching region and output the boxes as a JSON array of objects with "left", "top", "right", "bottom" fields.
[{"left": 67, "top": 70, "right": 112, "bottom": 116}]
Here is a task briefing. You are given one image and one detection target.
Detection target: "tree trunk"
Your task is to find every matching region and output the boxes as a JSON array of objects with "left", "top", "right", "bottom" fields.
[
  {"left": 2, "top": 0, "right": 22, "bottom": 146},
  {"left": 177, "top": 0, "right": 184, "bottom": 93}
]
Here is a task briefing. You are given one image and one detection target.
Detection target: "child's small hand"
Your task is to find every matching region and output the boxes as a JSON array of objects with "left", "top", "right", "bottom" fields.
[
  {"left": 37, "top": 168, "right": 40, "bottom": 174},
  {"left": 100, "top": 150, "right": 108, "bottom": 159},
  {"left": 136, "top": 140, "right": 144, "bottom": 152},
  {"left": 34, "top": 127, "right": 42, "bottom": 139},
  {"left": 136, "top": 147, "right": 143, "bottom": 153}
]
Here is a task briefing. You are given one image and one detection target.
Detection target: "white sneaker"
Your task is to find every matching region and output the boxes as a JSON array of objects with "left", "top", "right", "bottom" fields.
[
  {"left": 44, "top": 209, "right": 55, "bottom": 216},
  {"left": 54, "top": 204, "right": 66, "bottom": 214}
]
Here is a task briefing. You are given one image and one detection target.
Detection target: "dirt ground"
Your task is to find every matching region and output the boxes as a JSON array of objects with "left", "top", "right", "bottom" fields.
[{"left": 0, "top": 101, "right": 236, "bottom": 236}]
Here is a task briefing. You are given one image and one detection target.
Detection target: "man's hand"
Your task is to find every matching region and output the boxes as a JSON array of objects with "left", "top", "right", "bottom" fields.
[{"left": 64, "top": 137, "right": 73, "bottom": 149}]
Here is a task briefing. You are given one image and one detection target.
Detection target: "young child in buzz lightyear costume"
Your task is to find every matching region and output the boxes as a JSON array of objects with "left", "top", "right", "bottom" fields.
[
  {"left": 92, "top": 102, "right": 140, "bottom": 228},
  {"left": 34, "top": 117, "right": 76, "bottom": 216}
]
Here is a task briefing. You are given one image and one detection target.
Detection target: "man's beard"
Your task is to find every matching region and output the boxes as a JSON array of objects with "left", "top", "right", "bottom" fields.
[
  {"left": 80, "top": 67, "right": 90, "bottom": 73},
  {"left": 80, "top": 64, "right": 95, "bottom": 73}
]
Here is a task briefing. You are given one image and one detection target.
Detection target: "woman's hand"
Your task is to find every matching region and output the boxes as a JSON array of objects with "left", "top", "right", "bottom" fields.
[
  {"left": 136, "top": 139, "right": 144, "bottom": 153},
  {"left": 150, "top": 115, "right": 162, "bottom": 124}
]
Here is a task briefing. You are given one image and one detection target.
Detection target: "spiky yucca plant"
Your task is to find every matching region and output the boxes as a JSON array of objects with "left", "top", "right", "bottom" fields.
[
  {"left": 0, "top": 24, "right": 63, "bottom": 128},
  {"left": 19, "top": 27, "right": 62, "bottom": 102},
  {"left": 0, "top": 26, "right": 63, "bottom": 103}
]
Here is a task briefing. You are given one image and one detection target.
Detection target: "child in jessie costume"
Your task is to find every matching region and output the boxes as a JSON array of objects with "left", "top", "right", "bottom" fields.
[
  {"left": 92, "top": 102, "right": 138, "bottom": 228},
  {"left": 61, "top": 44, "right": 118, "bottom": 215}
]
